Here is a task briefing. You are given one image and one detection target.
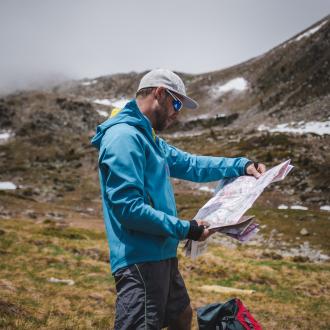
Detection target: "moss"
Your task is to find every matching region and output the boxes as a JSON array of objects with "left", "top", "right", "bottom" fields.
[{"left": 40, "top": 226, "right": 106, "bottom": 241}]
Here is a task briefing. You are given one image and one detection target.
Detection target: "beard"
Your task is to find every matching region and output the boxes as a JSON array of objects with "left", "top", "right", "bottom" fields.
[{"left": 154, "top": 98, "right": 170, "bottom": 132}]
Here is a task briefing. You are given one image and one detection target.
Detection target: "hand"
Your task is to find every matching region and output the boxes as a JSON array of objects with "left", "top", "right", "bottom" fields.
[
  {"left": 246, "top": 162, "right": 266, "bottom": 179},
  {"left": 196, "top": 220, "right": 218, "bottom": 241}
]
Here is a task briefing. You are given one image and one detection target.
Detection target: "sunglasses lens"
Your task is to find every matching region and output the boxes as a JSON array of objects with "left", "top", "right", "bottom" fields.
[
  {"left": 173, "top": 99, "right": 182, "bottom": 112},
  {"left": 167, "top": 89, "right": 182, "bottom": 112}
]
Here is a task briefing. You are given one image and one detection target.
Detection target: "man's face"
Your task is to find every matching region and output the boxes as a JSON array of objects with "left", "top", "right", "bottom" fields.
[{"left": 154, "top": 89, "right": 180, "bottom": 132}]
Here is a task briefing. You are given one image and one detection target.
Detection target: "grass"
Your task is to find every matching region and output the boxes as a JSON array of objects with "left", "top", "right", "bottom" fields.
[
  {"left": 0, "top": 217, "right": 329, "bottom": 329},
  {"left": 0, "top": 218, "right": 115, "bottom": 329},
  {"left": 0, "top": 124, "right": 329, "bottom": 328},
  {"left": 249, "top": 206, "right": 330, "bottom": 254}
]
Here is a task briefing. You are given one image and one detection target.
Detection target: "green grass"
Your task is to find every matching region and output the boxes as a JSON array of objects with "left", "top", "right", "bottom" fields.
[{"left": 0, "top": 214, "right": 329, "bottom": 329}]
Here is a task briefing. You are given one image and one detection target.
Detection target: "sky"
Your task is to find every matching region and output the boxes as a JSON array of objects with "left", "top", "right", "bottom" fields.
[{"left": 0, "top": 0, "right": 329, "bottom": 94}]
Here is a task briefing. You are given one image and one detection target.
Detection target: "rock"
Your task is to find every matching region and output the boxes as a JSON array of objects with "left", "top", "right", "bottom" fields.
[
  {"left": 261, "top": 250, "right": 283, "bottom": 260},
  {"left": 25, "top": 210, "right": 38, "bottom": 219},
  {"left": 30, "top": 239, "right": 48, "bottom": 246},
  {"left": 300, "top": 228, "right": 309, "bottom": 236},
  {"left": 46, "top": 212, "right": 66, "bottom": 220},
  {"left": 64, "top": 183, "right": 75, "bottom": 192},
  {"left": 293, "top": 255, "right": 309, "bottom": 263},
  {"left": 306, "top": 196, "right": 322, "bottom": 203},
  {"left": 48, "top": 277, "right": 75, "bottom": 286},
  {"left": 88, "top": 293, "right": 104, "bottom": 301},
  {"left": 0, "top": 211, "right": 13, "bottom": 220}
]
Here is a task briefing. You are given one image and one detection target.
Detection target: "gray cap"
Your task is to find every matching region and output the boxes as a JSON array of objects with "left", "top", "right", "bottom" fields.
[{"left": 137, "top": 68, "right": 199, "bottom": 109}]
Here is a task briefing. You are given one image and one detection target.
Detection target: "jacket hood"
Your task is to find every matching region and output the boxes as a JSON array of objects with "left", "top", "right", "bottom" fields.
[{"left": 91, "top": 99, "right": 154, "bottom": 150}]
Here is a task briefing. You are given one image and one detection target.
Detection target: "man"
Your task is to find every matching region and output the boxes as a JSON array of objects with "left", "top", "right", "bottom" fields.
[{"left": 91, "top": 69, "right": 265, "bottom": 329}]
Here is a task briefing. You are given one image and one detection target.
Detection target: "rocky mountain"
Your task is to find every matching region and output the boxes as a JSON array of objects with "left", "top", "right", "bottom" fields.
[
  {"left": 51, "top": 15, "right": 330, "bottom": 130},
  {"left": 0, "top": 15, "right": 329, "bottom": 216}
]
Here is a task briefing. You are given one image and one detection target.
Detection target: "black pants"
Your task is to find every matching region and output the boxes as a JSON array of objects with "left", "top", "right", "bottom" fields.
[{"left": 113, "top": 258, "right": 190, "bottom": 329}]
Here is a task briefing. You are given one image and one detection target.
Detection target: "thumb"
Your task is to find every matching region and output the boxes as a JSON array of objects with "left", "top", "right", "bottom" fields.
[
  {"left": 251, "top": 167, "right": 261, "bottom": 178},
  {"left": 197, "top": 220, "right": 210, "bottom": 227},
  {"left": 247, "top": 164, "right": 261, "bottom": 178}
]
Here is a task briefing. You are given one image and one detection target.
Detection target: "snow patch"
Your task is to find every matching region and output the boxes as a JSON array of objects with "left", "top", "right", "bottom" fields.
[
  {"left": 96, "top": 109, "right": 109, "bottom": 117},
  {"left": 93, "top": 98, "right": 130, "bottom": 109},
  {"left": 294, "top": 20, "right": 328, "bottom": 42},
  {"left": 258, "top": 121, "right": 330, "bottom": 136},
  {"left": 281, "top": 241, "right": 329, "bottom": 262},
  {"left": 0, "top": 132, "right": 11, "bottom": 140},
  {"left": 168, "top": 131, "right": 205, "bottom": 138},
  {"left": 282, "top": 20, "right": 328, "bottom": 48},
  {"left": 211, "top": 77, "right": 248, "bottom": 96},
  {"left": 320, "top": 205, "right": 330, "bottom": 212},
  {"left": 111, "top": 98, "right": 130, "bottom": 109},
  {"left": 290, "top": 205, "right": 308, "bottom": 211},
  {"left": 0, "top": 130, "right": 14, "bottom": 144},
  {"left": 277, "top": 204, "right": 308, "bottom": 211},
  {"left": 193, "top": 113, "right": 227, "bottom": 120},
  {"left": 195, "top": 114, "right": 213, "bottom": 120},
  {"left": 93, "top": 99, "right": 112, "bottom": 106},
  {"left": 198, "top": 186, "right": 215, "bottom": 193},
  {"left": 81, "top": 79, "right": 98, "bottom": 86},
  {"left": 0, "top": 182, "right": 17, "bottom": 190}
]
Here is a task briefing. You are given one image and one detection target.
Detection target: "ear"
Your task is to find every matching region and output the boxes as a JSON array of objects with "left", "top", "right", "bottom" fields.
[{"left": 154, "top": 87, "right": 166, "bottom": 100}]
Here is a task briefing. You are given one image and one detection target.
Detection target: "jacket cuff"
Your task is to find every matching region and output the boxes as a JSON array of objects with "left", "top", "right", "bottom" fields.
[
  {"left": 186, "top": 220, "right": 204, "bottom": 241},
  {"left": 244, "top": 161, "right": 253, "bottom": 175}
]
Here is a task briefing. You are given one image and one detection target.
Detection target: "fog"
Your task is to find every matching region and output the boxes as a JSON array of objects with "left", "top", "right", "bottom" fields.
[{"left": 0, "top": 0, "right": 329, "bottom": 94}]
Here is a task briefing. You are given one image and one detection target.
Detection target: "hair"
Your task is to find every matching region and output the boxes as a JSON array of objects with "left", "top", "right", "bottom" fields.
[{"left": 136, "top": 87, "right": 156, "bottom": 99}]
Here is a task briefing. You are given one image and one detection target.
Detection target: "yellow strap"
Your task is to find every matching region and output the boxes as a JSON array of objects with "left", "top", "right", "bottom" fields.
[
  {"left": 152, "top": 128, "right": 156, "bottom": 141},
  {"left": 110, "top": 108, "right": 121, "bottom": 118}
]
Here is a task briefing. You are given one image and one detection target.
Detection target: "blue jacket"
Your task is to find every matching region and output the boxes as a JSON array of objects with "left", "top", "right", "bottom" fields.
[{"left": 91, "top": 100, "right": 250, "bottom": 273}]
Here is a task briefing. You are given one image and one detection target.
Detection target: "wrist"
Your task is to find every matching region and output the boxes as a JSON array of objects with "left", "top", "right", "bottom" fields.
[
  {"left": 186, "top": 220, "right": 204, "bottom": 241},
  {"left": 244, "top": 161, "right": 253, "bottom": 175}
]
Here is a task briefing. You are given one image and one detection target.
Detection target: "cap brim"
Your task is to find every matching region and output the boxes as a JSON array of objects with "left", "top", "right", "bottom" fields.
[
  {"left": 181, "top": 95, "right": 199, "bottom": 110},
  {"left": 168, "top": 90, "right": 198, "bottom": 110}
]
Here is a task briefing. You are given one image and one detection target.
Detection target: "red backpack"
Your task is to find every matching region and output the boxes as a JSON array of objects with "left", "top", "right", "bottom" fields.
[{"left": 197, "top": 298, "right": 263, "bottom": 330}]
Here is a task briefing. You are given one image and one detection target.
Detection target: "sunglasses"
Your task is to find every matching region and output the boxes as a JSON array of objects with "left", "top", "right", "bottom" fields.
[{"left": 166, "top": 89, "right": 183, "bottom": 112}]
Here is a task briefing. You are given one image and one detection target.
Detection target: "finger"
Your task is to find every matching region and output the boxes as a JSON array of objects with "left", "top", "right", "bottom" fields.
[
  {"left": 253, "top": 169, "right": 261, "bottom": 178},
  {"left": 199, "top": 221, "right": 210, "bottom": 228},
  {"left": 205, "top": 228, "right": 217, "bottom": 238},
  {"left": 198, "top": 229, "right": 209, "bottom": 241},
  {"left": 206, "top": 230, "right": 217, "bottom": 239},
  {"left": 201, "top": 230, "right": 210, "bottom": 241},
  {"left": 258, "top": 163, "right": 266, "bottom": 173}
]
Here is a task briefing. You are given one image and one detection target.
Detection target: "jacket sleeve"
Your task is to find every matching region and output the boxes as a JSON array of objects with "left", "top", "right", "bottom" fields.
[
  {"left": 99, "top": 128, "right": 190, "bottom": 239},
  {"left": 158, "top": 138, "right": 250, "bottom": 182}
]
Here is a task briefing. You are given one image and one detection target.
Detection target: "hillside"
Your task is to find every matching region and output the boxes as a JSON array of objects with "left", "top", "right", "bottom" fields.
[
  {"left": 0, "top": 18, "right": 329, "bottom": 208},
  {"left": 0, "top": 15, "right": 330, "bottom": 329},
  {"left": 50, "top": 15, "right": 330, "bottom": 129}
]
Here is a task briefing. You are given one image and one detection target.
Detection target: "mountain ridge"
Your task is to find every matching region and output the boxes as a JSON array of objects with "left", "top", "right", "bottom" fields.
[{"left": 0, "top": 16, "right": 329, "bottom": 208}]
